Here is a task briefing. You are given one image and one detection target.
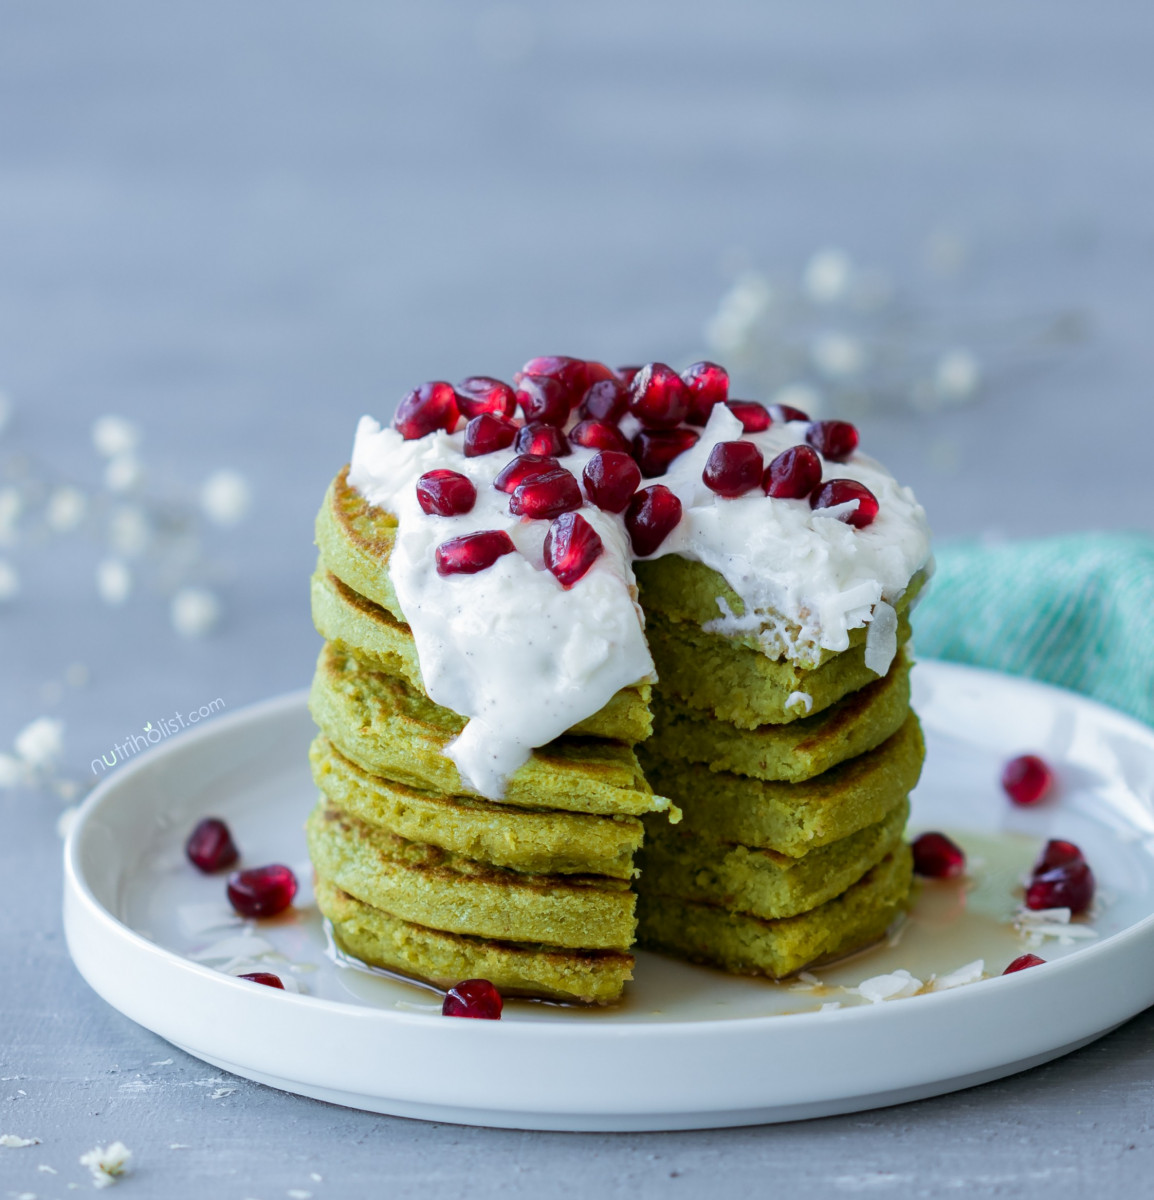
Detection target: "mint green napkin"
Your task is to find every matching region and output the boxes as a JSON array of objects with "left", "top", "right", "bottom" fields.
[{"left": 913, "top": 533, "right": 1154, "bottom": 726}]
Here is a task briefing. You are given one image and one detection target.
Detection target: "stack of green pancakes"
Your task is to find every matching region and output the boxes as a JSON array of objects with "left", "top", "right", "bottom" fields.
[
  {"left": 631, "top": 555, "right": 924, "bottom": 978},
  {"left": 307, "top": 469, "right": 676, "bottom": 1004}
]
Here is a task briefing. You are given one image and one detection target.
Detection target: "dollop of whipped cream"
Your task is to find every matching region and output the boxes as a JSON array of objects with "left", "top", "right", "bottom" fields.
[{"left": 347, "top": 404, "right": 930, "bottom": 799}]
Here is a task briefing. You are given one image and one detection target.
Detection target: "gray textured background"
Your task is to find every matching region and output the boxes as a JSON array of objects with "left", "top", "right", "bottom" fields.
[{"left": 3, "top": 2, "right": 1153, "bottom": 1196}]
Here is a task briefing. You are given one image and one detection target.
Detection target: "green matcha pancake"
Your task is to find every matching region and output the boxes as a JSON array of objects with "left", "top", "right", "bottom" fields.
[
  {"left": 317, "top": 876, "right": 633, "bottom": 1005},
  {"left": 307, "top": 804, "right": 637, "bottom": 950},
  {"left": 311, "top": 735, "right": 643, "bottom": 879},
  {"left": 642, "top": 714, "right": 924, "bottom": 857},
  {"left": 309, "top": 642, "right": 675, "bottom": 819},
  {"left": 311, "top": 565, "right": 653, "bottom": 744},
  {"left": 637, "top": 798, "right": 908, "bottom": 922},
  {"left": 637, "top": 845, "right": 914, "bottom": 979}
]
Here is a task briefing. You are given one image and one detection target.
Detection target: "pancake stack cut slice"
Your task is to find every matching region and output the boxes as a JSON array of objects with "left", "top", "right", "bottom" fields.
[
  {"left": 632, "top": 559, "right": 924, "bottom": 979},
  {"left": 307, "top": 470, "right": 671, "bottom": 1004}
]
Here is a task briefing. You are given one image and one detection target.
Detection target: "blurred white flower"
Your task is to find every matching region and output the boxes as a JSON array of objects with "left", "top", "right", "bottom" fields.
[
  {"left": 770, "top": 383, "right": 824, "bottom": 419},
  {"left": 46, "top": 486, "right": 88, "bottom": 533},
  {"left": 171, "top": 587, "right": 221, "bottom": 637},
  {"left": 704, "top": 271, "right": 773, "bottom": 355},
  {"left": 108, "top": 505, "right": 150, "bottom": 557},
  {"left": 96, "top": 559, "right": 132, "bottom": 606},
  {"left": 14, "top": 716, "right": 64, "bottom": 768},
  {"left": 0, "top": 487, "right": 22, "bottom": 546},
  {"left": 0, "top": 752, "right": 26, "bottom": 788},
  {"left": 104, "top": 454, "right": 142, "bottom": 493},
  {"left": 924, "top": 227, "right": 968, "bottom": 277},
  {"left": 802, "top": 248, "right": 852, "bottom": 304},
  {"left": 65, "top": 662, "right": 90, "bottom": 687},
  {"left": 0, "top": 558, "right": 18, "bottom": 602},
  {"left": 92, "top": 415, "right": 141, "bottom": 459},
  {"left": 811, "top": 332, "right": 866, "bottom": 379},
  {"left": 0, "top": 391, "right": 12, "bottom": 435},
  {"left": 79, "top": 1141, "right": 132, "bottom": 1188},
  {"left": 934, "top": 348, "right": 981, "bottom": 402},
  {"left": 200, "top": 469, "right": 251, "bottom": 526}
]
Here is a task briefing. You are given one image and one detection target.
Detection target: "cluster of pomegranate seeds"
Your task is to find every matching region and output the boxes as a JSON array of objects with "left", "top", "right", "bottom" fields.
[
  {"left": 810, "top": 479, "right": 880, "bottom": 528},
  {"left": 633, "top": 427, "right": 700, "bottom": 478},
  {"left": 464, "top": 413, "right": 517, "bottom": 458},
  {"left": 1002, "top": 754, "right": 1054, "bottom": 806},
  {"left": 435, "top": 529, "right": 516, "bottom": 576},
  {"left": 416, "top": 469, "right": 476, "bottom": 517},
  {"left": 578, "top": 378, "right": 629, "bottom": 423},
  {"left": 626, "top": 485, "right": 682, "bottom": 557},
  {"left": 1025, "top": 838, "right": 1095, "bottom": 914},
  {"left": 544, "top": 512, "right": 603, "bottom": 587},
  {"left": 185, "top": 817, "right": 239, "bottom": 873},
  {"left": 442, "top": 977, "right": 503, "bottom": 1019},
  {"left": 681, "top": 361, "right": 729, "bottom": 425},
  {"left": 1003, "top": 954, "right": 1046, "bottom": 974},
  {"left": 911, "top": 831, "right": 967, "bottom": 879},
  {"left": 494, "top": 454, "right": 559, "bottom": 494},
  {"left": 394, "top": 381, "right": 459, "bottom": 440},
  {"left": 628, "top": 363, "right": 691, "bottom": 428},
  {"left": 702, "top": 441, "right": 764, "bottom": 498},
  {"left": 569, "top": 418, "right": 631, "bottom": 454},
  {"left": 227, "top": 864, "right": 298, "bottom": 919},
  {"left": 763, "top": 445, "right": 822, "bottom": 499},
  {"left": 238, "top": 971, "right": 285, "bottom": 989},
  {"left": 515, "top": 422, "right": 570, "bottom": 457},
  {"left": 806, "top": 420, "right": 860, "bottom": 462},
  {"left": 509, "top": 469, "right": 582, "bottom": 519},
  {"left": 454, "top": 376, "right": 516, "bottom": 420},
  {"left": 725, "top": 400, "right": 772, "bottom": 433},
  {"left": 583, "top": 451, "right": 641, "bottom": 513}
]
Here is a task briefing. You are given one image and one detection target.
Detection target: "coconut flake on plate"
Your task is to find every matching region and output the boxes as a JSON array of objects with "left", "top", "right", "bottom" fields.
[{"left": 850, "top": 969, "right": 923, "bottom": 1003}]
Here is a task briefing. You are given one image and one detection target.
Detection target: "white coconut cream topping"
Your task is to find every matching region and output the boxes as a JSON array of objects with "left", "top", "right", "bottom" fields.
[{"left": 348, "top": 403, "right": 931, "bottom": 799}]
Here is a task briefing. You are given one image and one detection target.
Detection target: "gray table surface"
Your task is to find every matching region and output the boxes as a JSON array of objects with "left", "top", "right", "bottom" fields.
[{"left": 3, "top": 3, "right": 1154, "bottom": 1196}]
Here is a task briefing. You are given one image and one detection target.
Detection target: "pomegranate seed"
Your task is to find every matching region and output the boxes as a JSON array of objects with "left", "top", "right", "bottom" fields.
[
  {"left": 454, "top": 376, "right": 516, "bottom": 420},
  {"left": 238, "top": 972, "right": 285, "bottom": 989},
  {"left": 702, "top": 441, "right": 764, "bottom": 498},
  {"left": 1034, "top": 839, "right": 1084, "bottom": 873},
  {"left": 770, "top": 403, "right": 810, "bottom": 423},
  {"left": 544, "top": 512, "right": 603, "bottom": 587},
  {"left": 628, "top": 362, "right": 691, "bottom": 428},
  {"left": 394, "top": 381, "right": 459, "bottom": 440},
  {"left": 227, "top": 864, "right": 297, "bottom": 918},
  {"left": 681, "top": 361, "right": 729, "bottom": 425},
  {"left": 632, "top": 427, "right": 700, "bottom": 477},
  {"left": 764, "top": 445, "right": 823, "bottom": 499},
  {"left": 577, "top": 378, "right": 629, "bottom": 423},
  {"left": 463, "top": 413, "right": 518, "bottom": 458},
  {"left": 442, "top": 977, "right": 503, "bottom": 1019},
  {"left": 415, "top": 469, "right": 477, "bottom": 516},
  {"left": 494, "top": 454, "right": 559, "bottom": 494},
  {"left": 1002, "top": 754, "right": 1054, "bottom": 806},
  {"left": 806, "top": 420, "right": 860, "bottom": 462},
  {"left": 185, "top": 817, "right": 239, "bottom": 873},
  {"left": 911, "top": 831, "right": 966, "bottom": 879},
  {"left": 582, "top": 361, "right": 618, "bottom": 387},
  {"left": 509, "top": 468, "right": 582, "bottom": 519},
  {"left": 625, "top": 485, "right": 682, "bottom": 557},
  {"left": 515, "top": 375, "right": 572, "bottom": 426},
  {"left": 1025, "top": 860, "right": 1095, "bottom": 915},
  {"left": 435, "top": 530, "right": 516, "bottom": 576},
  {"left": 583, "top": 450, "right": 641, "bottom": 513},
  {"left": 1003, "top": 954, "right": 1046, "bottom": 974},
  {"left": 725, "top": 400, "right": 772, "bottom": 433},
  {"left": 569, "top": 419, "right": 631, "bottom": 454},
  {"left": 616, "top": 365, "right": 642, "bottom": 385},
  {"left": 515, "top": 421, "right": 570, "bottom": 457},
  {"left": 517, "top": 356, "right": 588, "bottom": 402},
  {"left": 810, "top": 479, "right": 879, "bottom": 528}
]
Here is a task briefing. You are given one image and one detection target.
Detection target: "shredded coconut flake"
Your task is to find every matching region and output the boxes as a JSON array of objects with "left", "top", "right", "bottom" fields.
[
  {"left": 852, "top": 969, "right": 922, "bottom": 1004},
  {"left": 864, "top": 600, "right": 898, "bottom": 676},
  {"left": 1, "top": 1134, "right": 42, "bottom": 1148},
  {"left": 785, "top": 690, "right": 813, "bottom": 715},
  {"left": 819, "top": 1001, "right": 842, "bottom": 1013},
  {"left": 930, "top": 959, "right": 985, "bottom": 991}
]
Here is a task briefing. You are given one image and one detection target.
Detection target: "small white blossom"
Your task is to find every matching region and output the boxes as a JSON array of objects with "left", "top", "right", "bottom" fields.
[
  {"left": 802, "top": 248, "right": 852, "bottom": 304},
  {"left": 92, "top": 416, "right": 140, "bottom": 458},
  {"left": 704, "top": 271, "right": 773, "bottom": 354},
  {"left": 0, "top": 753, "right": 26, "bottom": 788},
  {"left": 96, "top": 559, "right": 132, "bottom": 606},
  {"left": 200, "top": 469, "right": 251, "bottom": 526},
  {"left": 66, "top": 663, "right": 90, "bottom": 688},
  {"left": 79, "top": 1141, "right": 132, "bottom": 1188},
  {"left": 107, "top": 506, "right": 150, "bottom": 557},
  {"left": 0, "top": 391, "right": 12, "bottom": 435},
  {"left": 0, "top": 1134, "right": 41, "bottom": 1148},
  {"left": 0, "top": 558, "right": 19, "bottom": 602},
  {"left": 0, "top": 487, "right": 22, "bottom": 546},
  {"left": 852, "top": 969, "right": 922, "bottom": 1004},
  {"left": 104, "top": 455, "right": 142, "bottom": 494},
  {"left": 934, "top": 348, "right": 981, "bottom": 402},
  {"left": 811, "top": 332, "right": 866, "bottom": 379},
  {"left": 45, "top": 487, "right": 88, "bottom": 533},
  {"left": 171, "top": 587, "right": 221, "bottom": 637},
  {"left": 14, "top": 717, "right": 64, "bottom": 768}
]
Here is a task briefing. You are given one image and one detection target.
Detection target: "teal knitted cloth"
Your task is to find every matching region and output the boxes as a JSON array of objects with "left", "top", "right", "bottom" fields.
[{"left": 914, "top": 533, "right": 1154, "bottom": 726}]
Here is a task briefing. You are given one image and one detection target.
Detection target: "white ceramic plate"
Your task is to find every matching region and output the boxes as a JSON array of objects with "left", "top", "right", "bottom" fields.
[{"left": 64, "top": 662, "right": 1154, "bottom": 1131}]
